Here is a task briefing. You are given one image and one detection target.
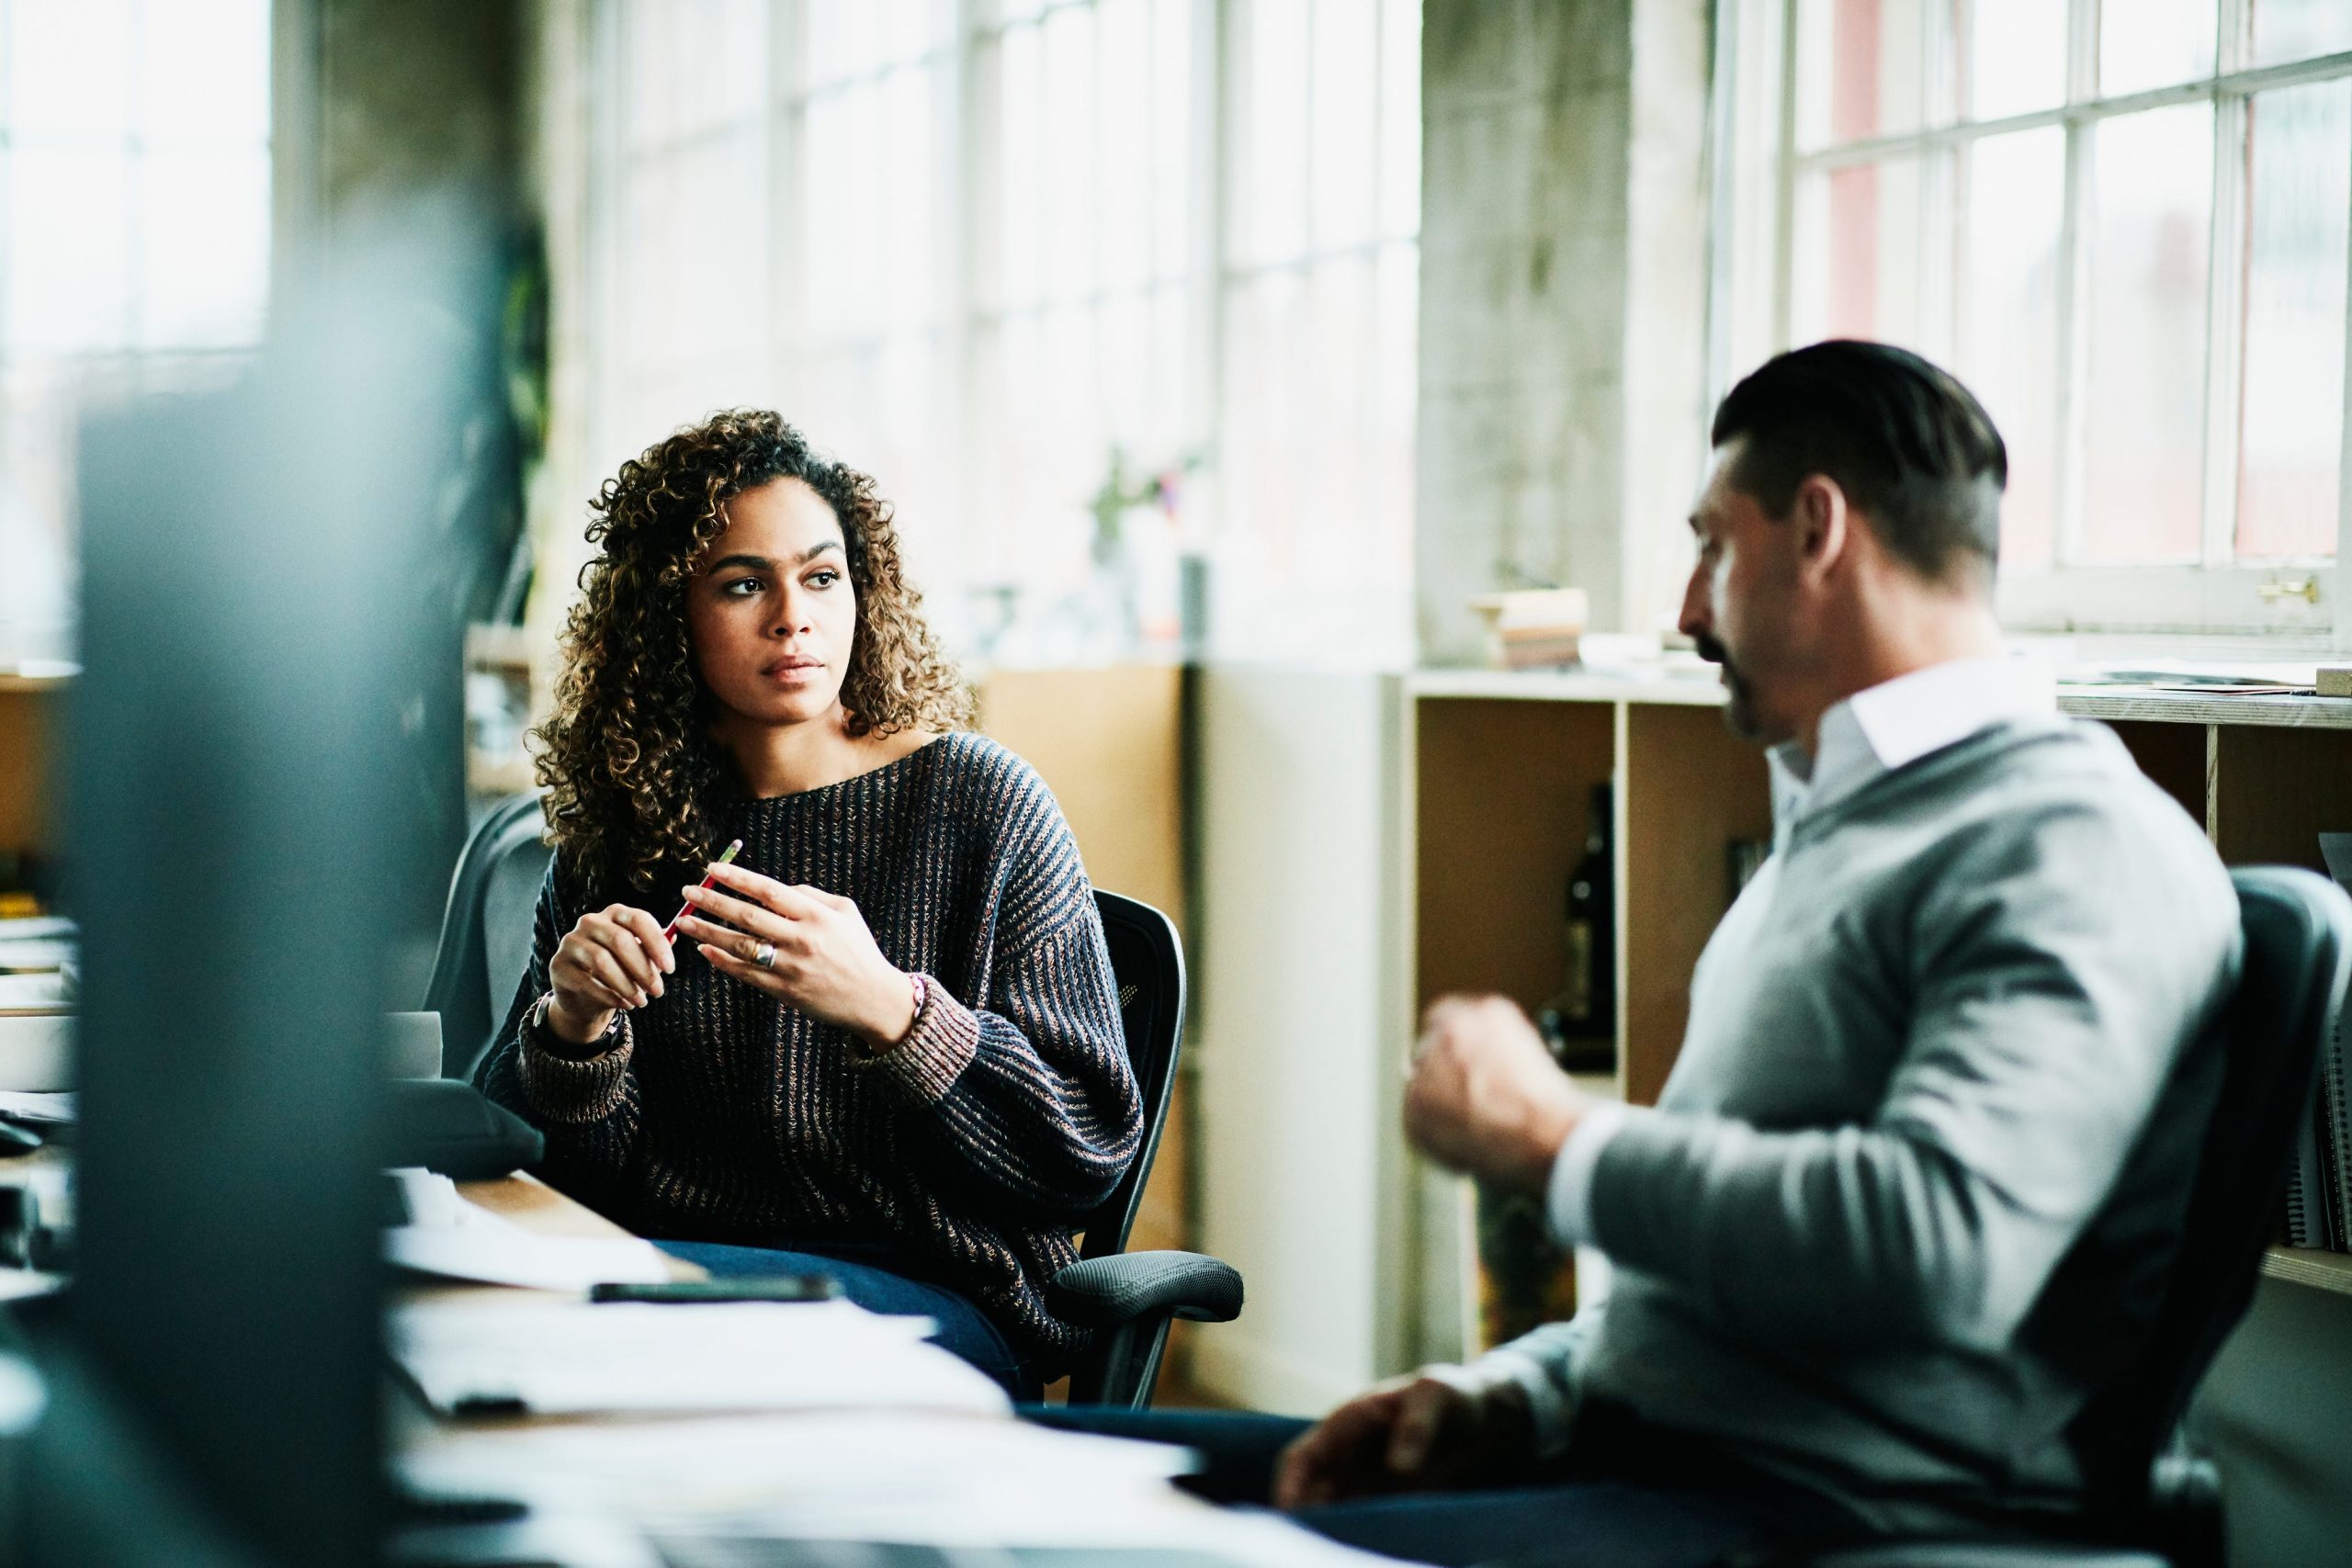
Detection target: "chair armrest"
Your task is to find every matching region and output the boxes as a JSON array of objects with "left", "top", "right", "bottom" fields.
[{"left": 1047, "top": 1250, "right": 1243, "bottom": 1328}]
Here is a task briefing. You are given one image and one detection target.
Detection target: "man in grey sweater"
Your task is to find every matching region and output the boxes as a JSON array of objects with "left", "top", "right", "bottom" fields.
[{"left": 1272, "top": 342, "right": 2242, "bottom": 1562}]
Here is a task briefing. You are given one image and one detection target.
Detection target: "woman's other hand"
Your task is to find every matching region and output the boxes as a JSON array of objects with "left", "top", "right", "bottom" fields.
[
  {"left": 547, "top": 904, "right": 675, "bottom": 1045},
  {"left": 676, "top": 860, "right": 918, "bottom": 1049}
]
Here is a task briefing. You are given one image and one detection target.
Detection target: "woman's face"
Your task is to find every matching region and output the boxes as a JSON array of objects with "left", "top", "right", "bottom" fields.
[{"left": 684, "top": 476, "right": 858, "bottom": 730}]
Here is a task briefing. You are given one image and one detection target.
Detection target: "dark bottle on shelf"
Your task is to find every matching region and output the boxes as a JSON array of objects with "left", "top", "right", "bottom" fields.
[{"left": 1537, "top": 781, "right": 1615, "bottom": 1074}]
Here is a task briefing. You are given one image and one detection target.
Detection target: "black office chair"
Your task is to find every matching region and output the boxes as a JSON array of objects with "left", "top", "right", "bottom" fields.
[
  {"left": 1047, "top": 889, "right": 1245, "bottom": 1407},
  {"left": 1753, "top": 865, "right": 2352, "bottom": 1568},
  {"left": 423, "top": 789, "right": 552, "bottom": 1082}
]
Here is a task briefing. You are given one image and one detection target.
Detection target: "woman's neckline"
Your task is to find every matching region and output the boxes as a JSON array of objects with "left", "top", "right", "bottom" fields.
[{"left": 729, "top": 731, "right": 958, "bottom": 807}]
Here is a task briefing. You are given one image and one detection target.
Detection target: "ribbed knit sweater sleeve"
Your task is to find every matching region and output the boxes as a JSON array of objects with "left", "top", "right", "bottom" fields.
[
  {"left": 472, "top": 862, "right": 646, "bottom": 1172},
  {"left": 865, "top": 799, "right": 1142, "bottom": 1220}
]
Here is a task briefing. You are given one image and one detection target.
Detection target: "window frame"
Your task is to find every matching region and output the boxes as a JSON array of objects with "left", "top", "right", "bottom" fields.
[{"left": 1711, "top": 0, "right": 2352, "bottom": 644}]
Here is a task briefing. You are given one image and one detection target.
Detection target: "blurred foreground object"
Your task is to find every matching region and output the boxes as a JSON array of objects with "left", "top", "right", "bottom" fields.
[{"left": 11, "top": 234, "right": 475, "bottom": 1566}]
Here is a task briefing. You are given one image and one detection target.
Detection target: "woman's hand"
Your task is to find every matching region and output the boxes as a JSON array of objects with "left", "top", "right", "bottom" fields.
[
  {"left": 675, "top": 861, "right": 918, "bottom": 1049},
  {"left": 546, "top": 904, "right": 675, "bottom": 1048}
]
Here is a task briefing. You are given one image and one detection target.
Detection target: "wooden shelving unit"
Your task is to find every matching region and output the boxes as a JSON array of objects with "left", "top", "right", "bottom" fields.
[{"left": 1403, "top": 668, "right": 2352, "bottom": 1349}]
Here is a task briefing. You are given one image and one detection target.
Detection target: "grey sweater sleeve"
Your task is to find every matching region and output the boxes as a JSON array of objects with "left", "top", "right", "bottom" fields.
[{"left": 1578, "top": 798, "right": 2236, "bottom": 1351}]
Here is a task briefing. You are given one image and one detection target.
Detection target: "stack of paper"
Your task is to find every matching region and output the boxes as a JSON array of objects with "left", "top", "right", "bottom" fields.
[
  {"left": 390, "top": 1298, "right": 1006, "bottom": 1418},
  {"left": 400, "top": 1411, "right": 1391, "bottom": 1565}
]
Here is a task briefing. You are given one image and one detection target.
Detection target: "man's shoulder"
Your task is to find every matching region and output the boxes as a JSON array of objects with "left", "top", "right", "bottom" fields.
[
  {"left": 1947, "top": 717, "right": 2211, "bottom": 852},
  {"left": 1906, "top": 719, "right": 2236, "bottom": 942}
]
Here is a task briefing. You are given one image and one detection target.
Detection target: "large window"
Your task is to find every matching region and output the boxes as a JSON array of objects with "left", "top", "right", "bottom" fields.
[
  {"left": 573, "top": 0, "right": 1419, "bottom": 660},
  {"left": 1713, "top": 0, "right": 2352, "bottom": 638},
  {"left": 0, "top": 0, "right": 274, "bottom": 664}
]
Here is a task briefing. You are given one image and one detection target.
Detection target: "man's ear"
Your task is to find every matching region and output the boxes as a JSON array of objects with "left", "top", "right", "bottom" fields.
[{"left": 1791, "top": 474, "right": 1849, "bottom": 585}]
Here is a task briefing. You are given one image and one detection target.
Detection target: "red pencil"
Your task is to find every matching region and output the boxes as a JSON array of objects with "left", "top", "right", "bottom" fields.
[{"left": 663, "top": 839, "right": 743, "bottom": 942}]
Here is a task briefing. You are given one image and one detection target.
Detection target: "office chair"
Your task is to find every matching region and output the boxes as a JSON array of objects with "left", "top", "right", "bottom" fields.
[
  {"left": 1047, "top": 889, "right": 1245, "bottom": 1407},
  {"left": 423, "top": 789, "right": 551, "bottom": 1082},
  {"left": 1744, "top": 865, "right": 2352, "bottom": 1568}
]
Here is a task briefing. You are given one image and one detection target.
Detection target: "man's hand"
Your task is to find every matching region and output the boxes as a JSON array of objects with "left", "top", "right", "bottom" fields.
[
  {"left": 1405, "top": 995, "right": 1590, "bottom": 1190},
  {"left": 1273, "top": 1373, "right": 1535, "bottom": 1508}
]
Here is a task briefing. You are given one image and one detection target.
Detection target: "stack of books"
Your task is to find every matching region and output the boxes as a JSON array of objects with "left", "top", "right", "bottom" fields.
[
  {"left": 0, "top": 917, "right": 72, "bottom": 1095},
  {"left": 1469, "top": 589, "right": 1589, "bottom": 671}
]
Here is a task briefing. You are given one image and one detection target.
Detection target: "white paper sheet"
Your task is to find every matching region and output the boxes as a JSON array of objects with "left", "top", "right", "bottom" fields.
[
  {"left": 0, "top": 918, "right": 74, "bottom": 942},
  {"left": 401, "top": 1410, "right": 1389, "bottom": 1565},
  {"left": 0, "top": 975, "right": 68, "bottom": 1012},
  {"left": 390, "top": 1298, "right": 1002, "bottom": 1418},
  {"left": 0, "top": 1013, "right": 70, "bottom": 1089},
  {"left": 383, "top": 1169, "right": 673, "bottom": 1293},
  {"left": 0, "top": 1091, "right": 73, "bottom": 1124},
  {"left": 0, "top": 939, "right": 71, "bottom": 974}
]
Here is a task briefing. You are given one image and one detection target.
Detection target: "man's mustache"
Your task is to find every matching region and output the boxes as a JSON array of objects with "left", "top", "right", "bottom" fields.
[{"left": 1694, "top": 634, "right": 1731, "bottom": 670}]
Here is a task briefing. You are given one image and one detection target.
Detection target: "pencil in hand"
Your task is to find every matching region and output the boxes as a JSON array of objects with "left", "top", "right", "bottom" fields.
[{"left": 663, "top": 839, "right": 743, "bottom": 942}]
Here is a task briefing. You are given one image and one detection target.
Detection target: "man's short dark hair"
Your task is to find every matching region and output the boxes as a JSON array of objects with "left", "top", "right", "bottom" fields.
[{"left": 1710, "top": 341, "right": 2007, "bottom": 587}]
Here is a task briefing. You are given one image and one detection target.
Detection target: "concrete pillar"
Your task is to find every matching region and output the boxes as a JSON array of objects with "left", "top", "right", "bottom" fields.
[{"left": 1416, "top": 0, "right": 1711, "bottom": 660}]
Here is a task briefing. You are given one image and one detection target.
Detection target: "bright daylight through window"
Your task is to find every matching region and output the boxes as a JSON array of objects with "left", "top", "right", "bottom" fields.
[
  {"left": 1713, "top": 0, "right": 2352, "bottom": 639},
  {"left": 0, "top": 0, "right": 274, "bottom": 667},
  {"left": 581, "top": 0, "right": 1419, "bottom": 663}
]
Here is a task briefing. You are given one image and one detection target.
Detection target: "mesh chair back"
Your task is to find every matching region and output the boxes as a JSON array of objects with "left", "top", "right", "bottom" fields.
[
  {"left": 424, "top": 790, "right": 552, "bottom": 1082},
  {"left": 1080, "top": 889, "right": 1186, "bottom": 1260},
  {"left": 2068, "top": 865, "right": 2352, "bottom": 1506}
]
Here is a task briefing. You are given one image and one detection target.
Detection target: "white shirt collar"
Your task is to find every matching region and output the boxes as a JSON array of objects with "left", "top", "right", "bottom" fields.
[{"left": 1768, "top": 654, "right": 2056, "bottom": 837}]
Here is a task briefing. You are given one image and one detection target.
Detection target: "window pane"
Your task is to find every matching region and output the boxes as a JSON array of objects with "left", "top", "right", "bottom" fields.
[
  {"left": 1791, "top": 155, "right": 1932, "bottom": 349},
  {"left": 7, "top": 148, "right": 134, "bottom": 355},
  {"left": 1960, "top": 127, "right": 2064, "bottom": 570},
  {"left": 1040, "top": 5, "right": 1095, "bottom": 301},
  {"left": 1097, "top": 0, "right": 1153, "bottom": 294},
  {"left": 1231, "top": 0, "right": 1309, "bottom": 265},
  {"left": 2253, "top": 0, "right": 2352, "bottom": 67},
  {"left": 878, "top": 0, "right": 956, "bottom": 65},
  {"left": 1310, "top": 0, "right": 1378, "bottom": 250},
  {"left": 986, "top": 25, "right": 1043, "bottom": 312},
  {"left": 2099, "top": 0, "right": 2217, "bottom": 97},
  {"left": 2082, "top": 104, "right": 2213, "bottom": 563},
  {"left": 2238, "top": 80, "right": 2350, "bottom": 560},
  {"left": 1797, "top": 0, "right": 1929, "bottom": 149},
  {"left": 807, "top": 0, "right": 880, "bottom": 89},
  {"left": 1959, "top": 0, "right": 2064, "bottom": 123},
  {"left": 138, "top": 149, "right": 271, "bottom": 350},
  {"left": 141, "top": 0, "right": 271, "bottom": 142},
  {"left": 802, "top": 87, "right": 883, "bottom": 344},
  {"left": 1377, "top": 0, "right": 1421, "bottom": 240},
  {"left": 880, "top": 63, "right": 944, "bottom": 329},
  {"left": 7, "top": 0, "right": 133, "bottom": 139},
  {"left": 1149, "top": 0, "right": 1195, "bottom": 280}
]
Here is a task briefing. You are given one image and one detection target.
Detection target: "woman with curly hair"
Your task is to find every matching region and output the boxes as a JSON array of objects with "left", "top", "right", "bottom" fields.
[{"left": 472, "top": 412, "right": 1142, "bottom": 1395}]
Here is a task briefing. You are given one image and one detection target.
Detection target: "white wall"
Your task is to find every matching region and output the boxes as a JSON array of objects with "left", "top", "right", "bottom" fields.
[{"left": 1189, "top": 665, "right": 1411, "bottom": 1414}]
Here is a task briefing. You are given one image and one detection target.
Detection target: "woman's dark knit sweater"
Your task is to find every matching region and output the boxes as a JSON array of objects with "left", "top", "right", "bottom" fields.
[{"left": 473, "top": 733, "right": 1144, "bottom": 1371}]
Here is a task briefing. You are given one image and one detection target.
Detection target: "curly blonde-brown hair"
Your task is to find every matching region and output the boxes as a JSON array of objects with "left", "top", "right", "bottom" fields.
[{"left": 535, "top": 411, "right": 974, "bottom": 898}]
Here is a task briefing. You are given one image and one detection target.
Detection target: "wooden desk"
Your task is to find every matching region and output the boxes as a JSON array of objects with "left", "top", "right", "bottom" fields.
[
  {"left": 453, "top": 1170, "right": 694, "bottom": 1262},
  {"left": 394, "top": 1176, "right": 1350, "bottom": 1565}
]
